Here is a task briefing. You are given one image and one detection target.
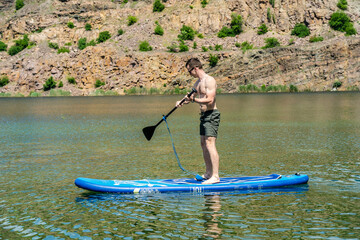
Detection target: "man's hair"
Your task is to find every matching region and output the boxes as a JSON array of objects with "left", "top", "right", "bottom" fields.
[{"left": 186, "top": 58, "right": 203, "bottom": 69}]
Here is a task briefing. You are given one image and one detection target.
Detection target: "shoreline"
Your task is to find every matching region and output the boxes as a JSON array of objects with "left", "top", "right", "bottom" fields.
[{"left": 1, "top": 88, "right": 359, "bottom": 98}]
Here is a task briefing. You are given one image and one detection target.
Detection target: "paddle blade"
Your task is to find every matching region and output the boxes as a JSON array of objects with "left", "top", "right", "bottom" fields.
[{"left": 142, "top": 126, "right": 156, "bottom": 141}]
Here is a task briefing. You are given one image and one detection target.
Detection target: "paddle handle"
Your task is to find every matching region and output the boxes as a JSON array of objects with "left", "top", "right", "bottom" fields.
[{"left": 155, "top": 88, "right": 197, "bottom": 127}]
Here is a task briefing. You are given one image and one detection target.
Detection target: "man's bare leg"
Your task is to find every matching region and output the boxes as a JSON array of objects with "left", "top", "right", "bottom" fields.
[
  {"left": 201, "top": 135, "right": 212, "bottom": 179},
  {"left": 202, "top": 136, "right": 220, "bottom": 184}
]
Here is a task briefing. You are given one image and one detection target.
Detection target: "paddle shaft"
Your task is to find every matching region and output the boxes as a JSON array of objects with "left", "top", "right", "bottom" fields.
[
  {"left": 142, "top": 88, "right": 197, "bottom": 141},
  {"left": 154, "top": 88, "right": 197, "bottom": 128}
]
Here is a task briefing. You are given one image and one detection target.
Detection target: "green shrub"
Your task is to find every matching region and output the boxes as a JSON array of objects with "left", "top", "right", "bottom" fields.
[
  {"left": 291, "top": 23, "right": 310, "bottom": 38},
  {"left": 85, "top": 23, "right": 92, "bottom": 31},
  {"left": 337, "top": 0, "right": 347, "bottom": 10},
  {"left": 154, "top": 22, "right": 164, "bottom": 36},
  {"left": 241, "top": 41, "right": 253, "bottom": 52},
  {"left": 0, "top": 41, "right": 7, "bottom": 51},
  {"left": 153, "top": 0, "right": 165, "bottom": 12},
  {"left": 128, "top": 16, "right": 138, "bottom": 26},
  {"left": 270, "top": 0, "right": 275, "bottom": 8},
  {"left": 215, "top": 44, "right": 223, "bottom": 51},
  {"left": 329, "top": 11, "right": 356, "bottom": 35},
  {"left": 218, "top": 13, "right": 243, "bottom": 38},
  {"left": 235, "top": 42, "right": 241, "bottom": 48},
  {"left": 257, "top": 24, "right": 268, "bottom": 35},
  {"left": 78, "top": 38, "right": 87, "bottom": 50},
  {"left": 193, "top": 42, "right": 197, "bottom": 49},
  {"left": 202, "top": 46, "right": 208, "bottom": 52},
  {"left": 95, "top": 79, "right": 105, "bottom": 88},
  {"left": 209, "top": 54, "right": 219, "bottom": 67},
  {"left": 267, "top": 8, "right": 272, "bottom": 22},
  {"left": 48, "top": 42, "right": 59, "bottom": 50},
  {"left": 67, "top": 22, "right": 75, "bottom": 29},
  {"left": 0, "top": 93, "right": 11, "bottom": 97},
  {"left": 289, "top": 84, "right": 298, "bottom": 92},
  {"left": 43, "top": 76, "right": 56, "bottom": 91},
  {"left": 57, "top": 47, "right": 69, "bottom": 54},
  {"left": 0, "top": 76, "right": 9, "bottom": 87},
  {"left": 289, "top": 38, "right": 295, "bottom": 45},
  {"left": 309, "top": 35, "right": 324, "bottom": 42},
  {"left": 67, "top": 77, "right": 76, "bottom": 84},
  {"left": 139, "top": 41, "right": 152, "bottom": 51},
  {"left": 345, "top": 23, "right": 357, "bottom": 36},
  {"left": 178, "top": 25, "right": 196, "bottom": 41},
  {"left": 118, "top": 29, "right": 124, "bottom": 35},
  {"left": 97, "top": 31, "right": 111, "bottom": 43},
  {"left": 87, "top": 40, "right": 96, "bottom": 47},
  {"left": 179, "top": 40, "right": 189, "bottom": 52},
  {"left": 263, "top": 37, "right": 280, "bottom": 49},
  {"left": 8, "top": 34, "right": 29, "bottom": 56},
  {"left": 329, "top": 11, "right": 350, "bottom": 32},
  {"left": 29, "top": 91, "right": 41, "bottom": 97},
  {"left": 50, "top": 89, "right": 71, "bottom": 96},
  {"left": 333, "top": 81, "right": 342, "bottom": 88},
  {"left": 58, "top": 81, "right": 63, "bottom": 88},
  {"left": 197, "top": 33, "right": 204, "bottom": 39},
  {"left": 201, "top": 0, "right": 208, "bottom": 8},
  {"left": 15, "top": 0, "right": 24, "bottom": 10}
]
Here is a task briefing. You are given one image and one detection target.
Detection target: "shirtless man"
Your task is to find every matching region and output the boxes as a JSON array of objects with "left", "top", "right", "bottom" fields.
[{"left": 176, "top": 58, "right": 220, "bottom": 184}]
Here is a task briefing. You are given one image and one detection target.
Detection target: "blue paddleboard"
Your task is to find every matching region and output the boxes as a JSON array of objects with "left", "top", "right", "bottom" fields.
[{"left": 75, "top": 174, "right": 309, "bottom": 194}]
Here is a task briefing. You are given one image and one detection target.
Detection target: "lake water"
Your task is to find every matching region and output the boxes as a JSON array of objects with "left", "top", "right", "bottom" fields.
[{"left": 1, "top": 92, "right": 359, "bottom": 239}]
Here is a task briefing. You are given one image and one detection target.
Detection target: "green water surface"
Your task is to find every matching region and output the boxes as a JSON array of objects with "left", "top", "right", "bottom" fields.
[{"left": 1, "top": 92, "right": 359, "bottom": 239}]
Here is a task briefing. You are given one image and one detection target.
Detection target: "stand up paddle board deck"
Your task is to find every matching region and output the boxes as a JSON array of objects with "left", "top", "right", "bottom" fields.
[{"left": 75, "top": 174, "right": 309, "bottom": 194}]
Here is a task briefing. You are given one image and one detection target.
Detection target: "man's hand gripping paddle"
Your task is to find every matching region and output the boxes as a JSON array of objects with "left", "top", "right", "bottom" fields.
[
  {"left": 142, "top": 88, "right": 197, "bottom": 141},
  {"left": 142, "top": 88, "right": 204, "bottom": 181}
]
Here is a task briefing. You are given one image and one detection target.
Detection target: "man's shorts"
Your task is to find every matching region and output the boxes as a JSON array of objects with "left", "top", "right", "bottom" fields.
[{"left": 200, "top": 109, "right": 220, "bottom": 138}]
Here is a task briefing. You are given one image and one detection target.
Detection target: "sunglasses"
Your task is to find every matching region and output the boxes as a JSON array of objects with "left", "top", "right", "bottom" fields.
[{"left": 187, "top": 67, "right": 195, "bottom": 73}]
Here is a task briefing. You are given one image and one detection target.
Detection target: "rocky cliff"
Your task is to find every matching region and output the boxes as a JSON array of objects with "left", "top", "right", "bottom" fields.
[{"left": 0, "top": 0, "right": 359, "bottom": 96}]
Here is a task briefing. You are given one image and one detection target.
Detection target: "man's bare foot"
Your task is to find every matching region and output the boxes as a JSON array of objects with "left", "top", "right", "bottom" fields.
[
  {"left": 202, "top": 176, "right": 220, "bottom": 184},
  {"left": 202, "top": 174, "right": 211, "bottom": 180}
]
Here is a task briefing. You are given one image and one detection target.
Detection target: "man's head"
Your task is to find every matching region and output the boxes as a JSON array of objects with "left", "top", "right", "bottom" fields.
[{"left": 186, "top": 58, "right": 203, "bottom": 74}]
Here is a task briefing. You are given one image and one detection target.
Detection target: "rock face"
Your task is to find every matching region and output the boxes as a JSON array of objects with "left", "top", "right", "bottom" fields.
[{"left": 0, "top": 0, "right": 359, "bottom": 96}]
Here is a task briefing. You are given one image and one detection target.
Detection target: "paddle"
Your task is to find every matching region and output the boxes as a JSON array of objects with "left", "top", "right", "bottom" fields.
[{"left": 142, "top": 88, "right": 197, "bottom": 141}]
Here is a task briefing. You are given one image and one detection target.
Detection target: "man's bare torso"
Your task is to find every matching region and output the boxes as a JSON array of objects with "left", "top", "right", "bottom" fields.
[{"left": 194, "top": 74, "right": 217, "bottom": 112}]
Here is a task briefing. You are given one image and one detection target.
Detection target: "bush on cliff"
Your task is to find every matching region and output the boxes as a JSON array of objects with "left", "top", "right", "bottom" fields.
[
  {"left": 0, "top": 76, "right": 9, "bottom": 87},
  {"left": 309, "top": 35, "right": 324, "bottom": 42},
  {"left": 209, "top": 54, "right": 219, "bottom": 67},
  {"left": 97, "top": 31, "right": 111, "bottom": 43},
  {"left": 43, "top": 77, "right": 56, "bottom": 91},
  {"left": 78, "top": 38, "right": 87, "bottom": 50},
  {"left": 57, "top": 47, "right": 69, "bottom": 54},
  {"left": 263, "top": 38, "right": 280, "bottom": 49},
  {"left": 95, "top": 80, "right": 105, "bottom": 88},
  {"left": 128, "top": 16, "right": 138, "bottom": 26},
  {"left": 0, "top": 41, "right": 7, "bottom": 51},
  {"left": 85, "top": 23, "right": 92, "bottom": 31},
  {"left": 178, "top": 25, "right": 196, "bottom": 41},
  {"left": 8, "top": 34, "right": 29, "bottom": 56},
  {"left": 257, "top": 24, "right": 268, "bottom": 35},
  {"left": 154, "top": 22, "right": 164, "bottom": 36},
  {"left": 139, "top": 41, "right": 152, "bottom": 51},
  {"left": 48, "top": 42, "right": 59, "bottom": 50},
  {"left": 329, "top": 11, "right": 357, "bottom": 36},
  {"left": 337, "top": 0, "right": 347, "bottom": 10},
  {"left": 153, "top": 0, "right": 165, "bottom": 12},
  {"left": 67, "top": 22, "right": 75, "bottom": 29},
  {"left": 218, "top": 13, "right": 243, "bottom": 38},
  {"left": 291, "top": 23, "right": 310, "bottom": 38},
  {"left": 15, "top": 0, "right": 24, "bottom": 10}
]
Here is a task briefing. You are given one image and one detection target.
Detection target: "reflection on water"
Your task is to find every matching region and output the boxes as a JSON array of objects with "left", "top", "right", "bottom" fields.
[
  {"left": 1, "top": 92, "right": 360, "bottom": 239},
  {"left": 203, "top": 194, "right": 222, "bottom": 239}
]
